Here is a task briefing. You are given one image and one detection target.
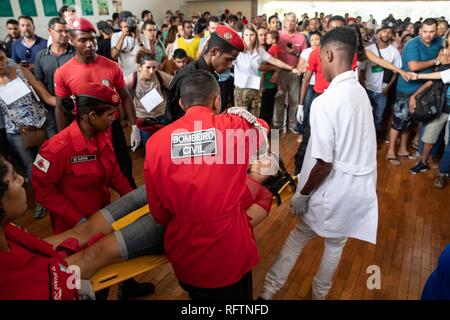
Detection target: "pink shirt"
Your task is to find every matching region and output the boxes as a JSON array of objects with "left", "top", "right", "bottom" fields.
[{"left": 278, "top": 29, "right": 307, "bottom": 67}]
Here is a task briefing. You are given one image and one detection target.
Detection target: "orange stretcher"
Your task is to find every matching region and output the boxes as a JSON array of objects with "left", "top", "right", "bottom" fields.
[{"left": 90, "top": 177, "right": 297, "bottom": 292}]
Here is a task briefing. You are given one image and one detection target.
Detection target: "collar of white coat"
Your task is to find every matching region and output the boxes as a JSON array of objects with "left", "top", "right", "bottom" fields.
[{"left": 327, "top": 70, "right": 356, "bottom": 90}]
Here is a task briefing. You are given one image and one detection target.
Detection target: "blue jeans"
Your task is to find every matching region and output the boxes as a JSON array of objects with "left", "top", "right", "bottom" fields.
[
  {"left": 6, "top": 118, "right": 56, "bottom": 180},
  {"left": 367, "top": 89, "right": 388, "bottom": 132},
  {"left": 298, "top": 85, "right": 314, "bottom": 134},
  {"left": 440, "top": 121, "right": 450, "bottom": 175},
  {"left": 140, "top": 130, "right": 152, "bottom": 155}
]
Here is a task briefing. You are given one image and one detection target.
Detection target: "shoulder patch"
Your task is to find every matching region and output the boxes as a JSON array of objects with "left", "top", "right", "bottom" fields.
[{"left": 33, "top": 154, "right": 51, "bottom": 173}]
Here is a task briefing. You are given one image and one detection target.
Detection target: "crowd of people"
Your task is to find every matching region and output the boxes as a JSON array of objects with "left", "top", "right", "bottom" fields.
[{"left": 1, "top": 4, "right": 450, "bottom": 300}]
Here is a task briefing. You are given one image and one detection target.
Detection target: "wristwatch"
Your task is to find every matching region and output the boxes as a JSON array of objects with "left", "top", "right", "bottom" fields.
[{"left": 434, "top": 58, "right": 441, "bottom": 66}]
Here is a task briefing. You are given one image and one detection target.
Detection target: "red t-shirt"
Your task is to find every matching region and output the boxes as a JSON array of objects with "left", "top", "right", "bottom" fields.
[
  {"left": 145, "top": 106, "right": 269, "bottom": 288},
  {"left": 54, "top": 55, "right": 126, "bottom": 98},
  {"left": 0, "top": 224, "right": 79, "bottom": 300},
  {"left": 307, "top": 47, "right": 358, "bottom": 94},
  {"left": 268, "top": 43, "right": 280, "bottom": 58}
]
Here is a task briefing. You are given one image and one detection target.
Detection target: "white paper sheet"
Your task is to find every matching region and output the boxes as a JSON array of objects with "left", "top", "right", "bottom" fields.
[
  {"left": 0, "top": 77, "right": 31, "bottom": 105},
  {"left": 139, "top": 88, "right": 164, "bottom": 113},
  {"left": 234, "top": 70, "right": 261, "bottom": 90}
]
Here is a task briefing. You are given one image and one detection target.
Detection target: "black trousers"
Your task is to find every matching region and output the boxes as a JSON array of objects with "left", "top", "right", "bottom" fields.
[
  {"left": 294, "top": 91, "right": 321, "bottom": 174},
  {"left": 219, "top": 77, "right": 235, "bottom": 112},
  {"left": 111, "top": 119, "right": 137, "bottom": 189},
  {"left": 260, "top": 87, "right": 277, "bottom": 126},
  {"left": 179, "top": 272, "right": 253, "bottom": 302}
]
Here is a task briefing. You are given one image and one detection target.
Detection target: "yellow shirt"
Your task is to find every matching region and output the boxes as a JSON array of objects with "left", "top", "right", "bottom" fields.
[{"left": 176, "top": 36, "right": 201, "bottom": 60}]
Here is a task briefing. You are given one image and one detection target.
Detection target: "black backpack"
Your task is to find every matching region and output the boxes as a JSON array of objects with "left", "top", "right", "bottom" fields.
[
  {"left": 412, "top": 65, "right": 450, "bottom": 123},
  {"left": 261, "top": 156, "right": 297, "bottom": 207}
]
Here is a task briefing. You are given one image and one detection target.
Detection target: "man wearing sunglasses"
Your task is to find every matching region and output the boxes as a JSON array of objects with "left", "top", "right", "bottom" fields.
[{"left": 12, "top": 16, "right": 47, "bottom": 68}]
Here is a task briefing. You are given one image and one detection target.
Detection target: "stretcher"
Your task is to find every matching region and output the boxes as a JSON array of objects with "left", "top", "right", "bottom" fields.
[{"left": 91, "top": 177, "right": 297, "bottom": 292}]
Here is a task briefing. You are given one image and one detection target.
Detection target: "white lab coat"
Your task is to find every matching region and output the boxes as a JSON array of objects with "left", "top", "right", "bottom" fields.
[{"left": 298, "top": 71, "right": 378, "bottom": 244}]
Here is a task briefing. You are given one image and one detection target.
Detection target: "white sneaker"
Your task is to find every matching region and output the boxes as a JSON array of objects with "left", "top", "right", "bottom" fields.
[
  {"left": 311, "top": 290, "right": 327, "bottom": 300},
  {"left": 274, "top": 90, "right": 284, "bottom": 98}
]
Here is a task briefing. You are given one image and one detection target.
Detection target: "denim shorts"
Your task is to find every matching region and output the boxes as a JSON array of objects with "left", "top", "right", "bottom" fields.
[
  {"left": 100, "top": 185, "right": 165, "bottom": 260},
  {"left": 392, "top": 95, "right": 413, "bottom": 131}
]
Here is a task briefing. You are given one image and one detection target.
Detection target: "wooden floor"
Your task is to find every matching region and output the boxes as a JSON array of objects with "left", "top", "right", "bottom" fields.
[{"left": 15, "top": 131, "right": 450, "bottom": 300}]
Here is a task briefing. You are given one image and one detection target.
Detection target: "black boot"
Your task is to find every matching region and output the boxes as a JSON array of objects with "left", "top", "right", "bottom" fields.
[{"left": 117, "top": 278, "right": 155, "bottom": 300}]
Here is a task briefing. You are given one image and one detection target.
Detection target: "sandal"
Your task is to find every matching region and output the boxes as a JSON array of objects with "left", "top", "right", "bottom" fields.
[
  {"left": 411, "top": 142, "right": 419, "bottom": 150},
  {"left": 398, "top": 152, "right": 417, "bottom": 160},
  {"left": 386, "top": 155, "right": 400, "bottom": 166}
]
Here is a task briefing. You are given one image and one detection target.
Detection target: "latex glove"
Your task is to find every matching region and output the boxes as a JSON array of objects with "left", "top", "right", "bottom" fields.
[
  {"left": 290, "top": 191, "right": 311, "bottom": 217},
  {"left": 78, "top": 280, "right": 96, "bottom": 300},
  {"left": 130, "top": 125, "right": 141, "bottom": 152},
  {"left": 296, "top": 105, "right": 304, "bottom": 124}
]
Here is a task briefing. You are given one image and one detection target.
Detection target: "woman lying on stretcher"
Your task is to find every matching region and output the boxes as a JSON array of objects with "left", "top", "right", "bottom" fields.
[{"left": 0, "top": 156, "right": 272, "bottom": 300}]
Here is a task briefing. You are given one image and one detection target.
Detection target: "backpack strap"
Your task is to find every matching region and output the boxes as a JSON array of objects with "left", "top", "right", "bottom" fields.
[{"left": 129, "top": 71, "right": 138, "bottom": 99}]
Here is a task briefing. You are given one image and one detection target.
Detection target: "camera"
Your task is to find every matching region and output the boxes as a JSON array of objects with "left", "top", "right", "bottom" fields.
[{"left": 126, "top": 16, "right": 137, "bottom": 34}]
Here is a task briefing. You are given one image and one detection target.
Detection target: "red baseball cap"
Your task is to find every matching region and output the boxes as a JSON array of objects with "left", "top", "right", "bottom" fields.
[
  {"left": 68, "top": 17, "right": 96, "bottom": 33},
  {"left": 76, "top": 83, "right": 121, "bottom": 106},
  {"left": 213, "top": 25, "right": 245, "bottom": 52}
]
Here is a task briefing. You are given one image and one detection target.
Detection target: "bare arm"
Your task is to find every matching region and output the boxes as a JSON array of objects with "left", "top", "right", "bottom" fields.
[
  {"left": 117, "top": 87, "right": 137, "bottom": 125},
  {"left": 21, "top": 66, "right": 56, "bottom": 107},
  {"left": 408, "top": 60, "right": 435, "bottom": 72},
  {"left": 266, "top": 56, "right": 295, "bottom": 72},
  {"left": 299, "top": 70, "right": 313, "bottom": 105},
  {"left": 300, "top": 159, "right": 333, "bottom": 195},
  {"left": 417, "top": 71, "right": 443, "bottom": 80},
  {"left": 408, "top": 80, "right": 433, "bottom": 112},
  {"left": 55, "top": 96, "right": 69, "bottom": 132},
  {"left": 365, "top": 49, "right": 402, "bottom": 73},
  {"left": 111, "top": 29, "right": 127, "bottom": 60}
]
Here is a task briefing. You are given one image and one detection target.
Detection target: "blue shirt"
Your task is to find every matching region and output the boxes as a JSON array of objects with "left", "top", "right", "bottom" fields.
[
  {"left": 396, "top": 36, "right": 442, "bottom": 95},
  {"left": 12, "top": 36, "right": 48, "bottom": 64}
]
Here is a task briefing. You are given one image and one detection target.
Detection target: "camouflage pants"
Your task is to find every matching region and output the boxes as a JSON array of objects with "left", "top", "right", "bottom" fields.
[{"left": 234, "top": 87, "right": 262, "bottom": 117}]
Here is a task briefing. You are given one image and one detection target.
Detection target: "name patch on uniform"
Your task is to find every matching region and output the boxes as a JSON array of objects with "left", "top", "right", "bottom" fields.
[
  {"left": 171, "top": 128, "right": 217, "bottom": 159},
  {"left": 71, "top": 155, "right": 97, "bottom": 164}
]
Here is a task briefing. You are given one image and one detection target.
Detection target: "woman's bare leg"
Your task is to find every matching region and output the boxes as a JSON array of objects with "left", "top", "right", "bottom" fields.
[
  {"left": 64, "top": 233, "right": 121, "bottom": 279},
  {"left": 44, "top": 211, "right": 113, "bottom": 249}
]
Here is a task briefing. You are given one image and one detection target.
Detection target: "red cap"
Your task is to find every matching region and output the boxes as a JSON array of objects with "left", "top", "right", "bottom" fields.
[
  {"left": 213, "top": 25, "right": 245, "bottom": 52},
  {"left": 68, "top": 17, "right": 96, "bottom": 33},
  {"left": 76, "top": 83, "right": 121, "bottom": 106}
]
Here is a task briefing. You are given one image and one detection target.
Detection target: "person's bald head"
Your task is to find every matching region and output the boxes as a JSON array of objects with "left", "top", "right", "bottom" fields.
[{"left": 319, "top": 27, "right": 356, "bottom": 82}]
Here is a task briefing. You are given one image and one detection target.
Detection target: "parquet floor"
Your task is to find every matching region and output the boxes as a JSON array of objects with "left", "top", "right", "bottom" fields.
[{"left": 14, "top": 131, "right": 450, "bottom": 300}]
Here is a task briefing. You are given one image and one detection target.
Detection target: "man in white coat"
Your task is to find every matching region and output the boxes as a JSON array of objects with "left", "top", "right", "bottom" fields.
[{"left": 260, "top": 27, "right": 379, "bottom": 300}]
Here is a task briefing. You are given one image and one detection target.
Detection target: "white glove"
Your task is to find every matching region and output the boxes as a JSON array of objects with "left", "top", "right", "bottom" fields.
[
  {"left": 296, "top": 105, "right": 304, "bottom": 124},
  {"left": 290, "top": 191, "right": 311, "bottom": 217},
  {"left": 130, "top": 125, "right": 141, "bottom": 152}
]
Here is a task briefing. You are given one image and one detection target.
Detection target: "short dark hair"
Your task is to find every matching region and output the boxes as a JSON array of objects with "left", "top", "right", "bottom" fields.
[
  {"left": 328, "top": 15, "right": 346, "bottom": 27},
  {"left": 61, "top": 96, "right": 114, "bottom": 119},
  {"left": 48, "top": 17, "right": 66, "bottom": 29},
  {"left": 321, "top": 27, "right": 356, "bottom": 65},
  {"left": 422, "top": 18, "right": 438, "bottom": 27},
  {"left": 209, "top": 16, "right": 220, "bottom": 23},
  {"left": 141, "top": 10, "right": 151, "bottom": 20},
  {"left": 6, "top": 19, "right": 18, "bottom": 26},
  {"left": 142, "top": 20, "right": 156, "bottom": 31},
  {"left": 112, "top": 13, "right": 119, "bottom": 20},
  {"left": 228, "top": 15, "right": 239, "bottom": 23},
  {"left": 18, "top": 16, "right": 34, "bottom": 26},
  {"left": 173, "top": 48, "right": 187, "bottom": 59},
  {"left": 58, "top": 5, "right": 74, "bottom": 18},
  {"left": 180, "top": 70, "right": 219, "bottom": 108},
  {"left": 268, "top": 30, "right": 280, "bottom": 42},
  {"left": 309, "top": 30, "right": 322, "bottom": 38},
  {"left": 268, "top": 15, "right": 278, "bottom": 24}
]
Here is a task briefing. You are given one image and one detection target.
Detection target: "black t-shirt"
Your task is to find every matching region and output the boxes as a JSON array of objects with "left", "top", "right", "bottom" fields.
[{"left": 97, "top": 38, "right": 112, "bottom": 60}]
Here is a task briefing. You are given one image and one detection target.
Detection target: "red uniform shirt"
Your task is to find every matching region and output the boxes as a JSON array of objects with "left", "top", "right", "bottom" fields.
[
  {"left": 0, "top": 224, "right": 79, "bottom": 300},
  {"left": 307, "top": 47, "right": 358, "bottom": 94},
  {"left": 144, "top": 106, "right": 268, "bottom": 288},
  {"left": 54, "top": 55, "right": 126, "bottom": 98},
  {"left": 32, "top": 121, "right": 132, "bottom": 234},
  {"left": 268, "top": 43, "right": 280, "bottom": 58}
]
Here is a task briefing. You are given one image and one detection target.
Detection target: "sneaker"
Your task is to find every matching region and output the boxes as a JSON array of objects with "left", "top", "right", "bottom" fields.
[
  {"left": 33, "top": 204, "right": 46, "bottom": 219},
  {"left": 311, "top": 290, "right": 327, "bottom": 300},
  {"left": 433, "top": 175, "right": 447, "bottom": 189},
  {"left": 274, "top": 90, "right": 284, "bottom": 98},
  {"left": 409, "top": 162, "right": 429, "bottom": 174},
  {"left": 117, "top": 278, "right": 155, "bottom": 300},
  {"left": 259, "top": 287, "right": 275, "bottom": 300}
]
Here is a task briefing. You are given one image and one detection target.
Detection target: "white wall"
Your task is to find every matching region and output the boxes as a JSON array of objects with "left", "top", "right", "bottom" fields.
[
  {"left": 185, "top": 0, "right": 252, "bottom": 19},
  {"left": 0, "top": 0, "right": 184, "bottom": 39}
]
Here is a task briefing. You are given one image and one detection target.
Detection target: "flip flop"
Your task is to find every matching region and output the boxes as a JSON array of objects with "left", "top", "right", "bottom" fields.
[
  {"left": 398, "top": 152, "right": 417, "bottom": 160},
  {"left": 386, "top": 155, "right": 400, "bottom": 166}
]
